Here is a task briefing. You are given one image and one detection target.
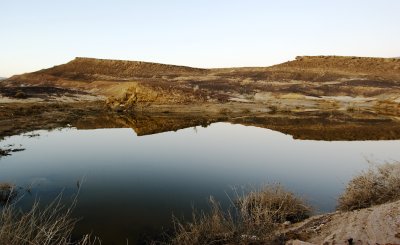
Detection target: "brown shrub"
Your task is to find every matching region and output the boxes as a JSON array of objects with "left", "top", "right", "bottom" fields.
[
  {"left": 238, "top": 185, "right": 311, "bottom": 224},
  {"left": 0, "top": 194, "right": 100, "bottom": 245},
  {"left": 165, "top": 184, "right": 311, "bottom": 245},
  {"left": 169, "top": 197, "right": 238, "bottom": 245},
  {"left": 337, "top": 161, "right": 400, "bottom": 211}
]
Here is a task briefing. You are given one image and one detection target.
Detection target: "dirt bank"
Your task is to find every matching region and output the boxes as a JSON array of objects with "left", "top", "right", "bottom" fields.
[
  {"left": 0, "top": 101, "right": 107, "bottom": 140},
  {"left": 282, "top": 200, "right": 400, "bottom": 245}
]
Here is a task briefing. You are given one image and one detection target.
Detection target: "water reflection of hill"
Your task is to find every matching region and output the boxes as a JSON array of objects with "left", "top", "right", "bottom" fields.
[{"left": 74, "top": 112, "right": 400, "bottom": 141}]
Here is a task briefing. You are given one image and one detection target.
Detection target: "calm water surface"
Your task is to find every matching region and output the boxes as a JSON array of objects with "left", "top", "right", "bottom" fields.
[{"left": 1, "top": 122, "right": 400, "bottom": 244}]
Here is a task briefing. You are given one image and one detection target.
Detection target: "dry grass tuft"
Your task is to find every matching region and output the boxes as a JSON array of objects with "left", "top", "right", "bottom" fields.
[
  {"left": 337, "top": 161, "right": 400, "bottom": 211},
  {"left": 165, "top": 184, "right": 311, "bottom": 245},
  {"left": 238, "top": 185, "right": 311, "bottom": 224},
  {"left": 169, "top": 197, "right": 238, "bottom": 245},
  {"left": 0, "top": 183, "right": 16, "bottom": 205},
  {"left": 0, "top": 194, "right": 100, "bottom": 245}
]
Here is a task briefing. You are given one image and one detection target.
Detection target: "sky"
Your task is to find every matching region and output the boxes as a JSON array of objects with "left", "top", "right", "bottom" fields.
[{"left": 1, "top": 0, "right": 400, "bottom": 77}]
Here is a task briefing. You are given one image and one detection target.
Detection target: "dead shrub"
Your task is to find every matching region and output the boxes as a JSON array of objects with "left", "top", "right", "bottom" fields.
[
  {"left": 238, "top": 185, "right": 311, "bottom": 224},
  {"left": 0, "top": 194, "right": 100, "bottom": 245},
  {"left": 337, "top": 161, "right": 400, "bottom": 211},
  {"left": 164, "top": 184, "right": 311, "bottom": 245},
  {"left": 169, "top": 197, "right": 237, "bottom": 245}
]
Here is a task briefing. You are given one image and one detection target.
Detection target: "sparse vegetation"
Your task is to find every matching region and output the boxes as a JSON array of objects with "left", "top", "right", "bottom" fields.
[
  {"left": 163, "top": 184, "right": 311, "bottom": 245},
  {"left": 238, "top": 185, "right": 311, "bottom": 224},
  {"left": 0, "top": 194, "right": 100, "bottom": 245},
  {"left": 337, "top": 161, "right": 400, "bottom": 211}
]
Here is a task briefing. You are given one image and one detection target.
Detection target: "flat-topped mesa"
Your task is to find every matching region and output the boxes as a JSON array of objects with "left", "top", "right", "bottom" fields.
[
  {"left": 33, "top": 57, "right": 208, "bottom": 80},
  {"left": 272, "top": 55, "right": 400, "bottom": 79},
  {"left": 295, "top": 55, "right": 400, "bottom": 61}
]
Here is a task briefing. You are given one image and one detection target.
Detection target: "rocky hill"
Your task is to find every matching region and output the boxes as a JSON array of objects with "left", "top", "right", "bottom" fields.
[
  {"left": 6, "top": 57, "right": 206, "bottom": 84},
  {"left": 37, "top": 57, "right": 206, "bottom": 80},
  {"left": 2, "top": 56, "right": 400, "bottom": 114},
  {"left": 7, "top": 55, "right": 400, "bottom": 83},
  {"left": 271, "top": 56, "right": 400, "bottom": 79}
]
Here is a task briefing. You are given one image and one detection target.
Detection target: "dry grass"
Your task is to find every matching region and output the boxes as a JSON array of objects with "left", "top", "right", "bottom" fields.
[
  {"left": 0, "top": 193, "right": 100, "bottom": 245},
  {"left": 0, "top": 183, "right": 16, "bottom": 205},
  {"left": 337, "top": 161, "right": 400, "bottom": 211},
  {"left": 238, "top": 185, "right": 311, "bottom": 224},
  {"left": 163, "top": 184, "right": 311, "bottom": 245}
]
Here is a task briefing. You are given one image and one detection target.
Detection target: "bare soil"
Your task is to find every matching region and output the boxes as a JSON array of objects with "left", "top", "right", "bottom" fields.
[{"left": 281, "top": 200, "right": 400, "bottom": 245}]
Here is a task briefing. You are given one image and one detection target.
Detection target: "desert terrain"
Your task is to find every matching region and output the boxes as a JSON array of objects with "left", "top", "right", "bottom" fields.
[
  {"left": 1, "top": 55, "right": 400, "bottom": 142},
  {"left": 1, "top": 56, "right": 400, "bottom": 244},
  {"left": 1, "top": 56, "right": 400, "bottom": 114}
]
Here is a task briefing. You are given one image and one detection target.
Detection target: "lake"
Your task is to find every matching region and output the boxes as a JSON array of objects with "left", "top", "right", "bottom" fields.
[{"left": 1, "top": 121, "right": 400, "bottom": 244}]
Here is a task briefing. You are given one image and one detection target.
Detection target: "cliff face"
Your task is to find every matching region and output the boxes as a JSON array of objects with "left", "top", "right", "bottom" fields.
[{"left": 3, "top": 56, "right": 400, "bottom": 114}]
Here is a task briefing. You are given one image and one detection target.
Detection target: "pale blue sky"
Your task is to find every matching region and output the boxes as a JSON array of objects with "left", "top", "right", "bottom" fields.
[{"left": 1, "top": 0, "right": 399, "bottom": 77}]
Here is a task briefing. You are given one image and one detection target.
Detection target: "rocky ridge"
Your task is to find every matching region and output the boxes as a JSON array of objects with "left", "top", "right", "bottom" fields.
[{"left": 1, "top": 56, "right": 400, "bottom": 114}]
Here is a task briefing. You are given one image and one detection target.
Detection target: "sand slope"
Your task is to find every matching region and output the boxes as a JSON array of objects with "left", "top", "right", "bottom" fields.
[{"left": 283, "top": 200, "right": 400, "bottom": 244}]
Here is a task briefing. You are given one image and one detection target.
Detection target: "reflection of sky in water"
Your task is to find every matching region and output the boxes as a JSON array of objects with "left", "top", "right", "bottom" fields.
[{"left": 1, "top": 123, "right": 400, "bottom": 244}]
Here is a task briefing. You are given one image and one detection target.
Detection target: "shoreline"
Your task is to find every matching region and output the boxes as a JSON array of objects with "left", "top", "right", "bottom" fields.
[{"left": 1, "top": 100, "right": 400, "bottom": 141}]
